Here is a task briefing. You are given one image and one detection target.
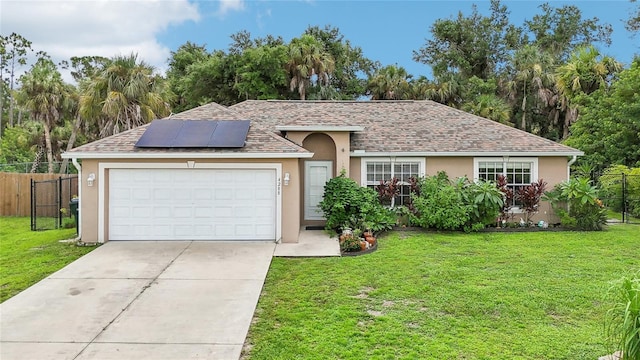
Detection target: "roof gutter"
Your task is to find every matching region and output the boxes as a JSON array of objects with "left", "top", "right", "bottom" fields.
[
  {"left": 350, "top": 151, "right": 584, "bottom": 157},
  {"left": 71, "top": 158, "right": 82, "bottom": 241},
  {"left": 61, "top": 152, "right": 314, "bottom": 160}
]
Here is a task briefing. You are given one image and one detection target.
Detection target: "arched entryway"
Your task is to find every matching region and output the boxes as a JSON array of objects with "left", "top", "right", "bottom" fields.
[{"left": 301, "top": 133, "right": 336, "bottom": 225}]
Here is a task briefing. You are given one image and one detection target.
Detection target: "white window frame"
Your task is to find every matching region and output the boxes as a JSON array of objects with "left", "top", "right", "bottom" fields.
[
  {"left": 360, "top": 157, "right": 425, "bottom": 207},
  {"left": 473, "top": 157, "right": 539, "bottom": 211}
]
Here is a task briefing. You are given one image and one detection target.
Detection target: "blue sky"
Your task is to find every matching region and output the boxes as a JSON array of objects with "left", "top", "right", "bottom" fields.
[
  {"left": 158, "top": 0, "right": 639, "bottom": 78},
  {"left": 2, "top": 0, "right": 638, "bottom": 81}
]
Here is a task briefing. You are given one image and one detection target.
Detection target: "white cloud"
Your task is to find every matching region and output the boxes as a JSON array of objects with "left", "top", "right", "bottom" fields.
[
  {"left": 1, "top": 0, "right": 201, "bottom": 81},
  {"left": 218, "top": 0, "right": 245, "bottom": 16}
]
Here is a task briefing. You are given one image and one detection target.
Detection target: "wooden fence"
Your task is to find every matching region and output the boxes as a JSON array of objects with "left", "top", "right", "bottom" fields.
[{"left": 0, "top": 173, "right": 78, "bottom": 217}]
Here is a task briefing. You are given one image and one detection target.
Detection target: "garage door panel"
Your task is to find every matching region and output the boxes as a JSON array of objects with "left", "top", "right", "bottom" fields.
[
  {"left": 215, "top": 188, "right": 233, "bottom": 200},
  {"left": 109, "top": 168, "right": 276, "bottom": 241},
  {"left": 153, "top": 207, "right": 171, "bottom": 217}
]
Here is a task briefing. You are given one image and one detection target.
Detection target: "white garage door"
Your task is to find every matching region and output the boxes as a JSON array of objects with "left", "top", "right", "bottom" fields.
[{"left": 108, "top": 168, "right": 277, "bottom": 241}]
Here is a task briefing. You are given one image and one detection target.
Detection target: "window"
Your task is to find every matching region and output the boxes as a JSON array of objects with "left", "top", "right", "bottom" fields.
[
  {"left": 362, "top": 158, "right": 425, "bottom": 206},
  {"left": 474, "top": 158, "right": 538, "bottom": 208}
]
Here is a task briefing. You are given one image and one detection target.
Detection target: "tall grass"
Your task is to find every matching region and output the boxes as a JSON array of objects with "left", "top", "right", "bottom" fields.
[{"left": 606, "top": 272, "right": 640, "bottom": 359}]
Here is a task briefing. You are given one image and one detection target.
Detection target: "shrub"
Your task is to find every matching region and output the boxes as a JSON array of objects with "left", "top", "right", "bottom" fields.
[
  {"left": 410, "top": 172, "right": 471, "bottom": 230},
  {"left": 496, "top": 175, "right": 514, "bottom": 223},
  {"left": 375, "top": 177, "right": 400, "bottom": 206},
  {"left": 515, "top": 179, "right": 547, "bottom": 225},
  {"left": 466, "top": 179, "right": 504, "bottom": 227},
  {"left": 605, "top": 272, "right": 640, "bottom": 359},
  {"left": 319, "top": 172, "right": 395, "bottom": 234},
  {"left": 544, "top": 178, "right": 607, "bottom": 230}
]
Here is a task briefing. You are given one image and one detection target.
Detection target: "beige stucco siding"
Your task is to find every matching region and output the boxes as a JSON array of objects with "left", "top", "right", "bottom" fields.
[
  {"left": 426, "top": 157, "right": 473, "bottom": 179},
  {"left": 286, "top": 131, "right": 350, "bottom": 176},
  {"left": 78, "top": 158, "right": 300, "bottom": 244}
]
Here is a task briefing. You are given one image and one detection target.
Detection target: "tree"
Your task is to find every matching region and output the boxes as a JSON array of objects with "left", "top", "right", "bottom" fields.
[
  {"left": 234, "top": 44, "right": 289, "bottom": 100},
  {"left": 462, "top": 94, "right": 512, "bottom": 125},
  {"left": 413, "top": 0, "right": 522, "bottom": 80},
  {"left": 556, "top": 46, "right": 622, "bottom": 138},
  {"left": 286, "top": 35, "right": 335, "bottom": 100},
  {"left": 510, "top": 44, "right": 555, "bottom": 131},
  {"left": 80, "top": 53, "right": 171, "bottom": 138},
  {"left": 626, "top": 0, "right": 640, "bottom": 33},
  {"left": 0, "top": 33, "right": 33, "bottom": 135},
  {"left": 0, "top": 121, "right": 42, "bottom": 171},
  {"left": 18, "top": 56, "right": 67, "bottom": 173},
  {"left": 166, "top": 42, "right": 211, "bottom": 111},
  {"left": 425, "top": 73, "right": 465, "bottom": 108},
  {"left": 305, "top": 25, "right": 377, "bottom": 99},
  {"left": 525, "top": 3, "right": 612, "bottom": 61},
  {"left": 367, "top": 65, "right": 411, "bottom": 100},
  {"left": 565, "top": 58, "right": 640, "bottom": 172}
]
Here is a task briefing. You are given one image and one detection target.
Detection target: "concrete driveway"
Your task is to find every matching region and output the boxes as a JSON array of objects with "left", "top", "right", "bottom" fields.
[{"left": 0, "top": 241, "right": 275, "bottom": 360}]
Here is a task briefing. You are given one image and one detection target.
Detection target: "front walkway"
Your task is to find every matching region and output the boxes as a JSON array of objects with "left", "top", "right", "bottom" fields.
[{"left": 274, "top": 228, "right": 341, "bottom": 257}]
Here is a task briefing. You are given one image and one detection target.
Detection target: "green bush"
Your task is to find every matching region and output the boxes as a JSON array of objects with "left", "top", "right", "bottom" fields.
[
  {"left": 410, "top": 172, "right": 472, "bottom": 230},
  {"left": 605, "top": 272, "right": 640, "bottom": 359},
  {"left": 319, "top": 172, "right": 395, "bottom": 234},
  {"left": 409, "top": 172, "right": 505, "bottom": 231},
  {"left": 544, "top": 178, "right": 608, "bottom": 230},
  {"left": 466, "top": 179, "right": 504, "bottom": 227}
]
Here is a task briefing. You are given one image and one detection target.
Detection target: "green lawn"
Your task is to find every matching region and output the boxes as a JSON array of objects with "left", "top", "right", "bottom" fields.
[
  {"left": 244, "top": 225, "right": 640, "bottom": 360},
  {"left": 0, "top": 217, "right": 96, "bottom": 303}
]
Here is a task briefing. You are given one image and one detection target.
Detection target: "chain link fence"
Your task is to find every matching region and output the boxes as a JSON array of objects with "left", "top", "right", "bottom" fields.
[
  {"left": 597, "top": 173, "right": 640, "bottom": 224},
  {"left": 30, "top": 176, "right": 78, "bottom": 231}
]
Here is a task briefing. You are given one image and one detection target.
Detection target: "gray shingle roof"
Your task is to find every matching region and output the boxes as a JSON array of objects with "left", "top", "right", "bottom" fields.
[
  {"left": 230, "top": 100, "right": 582, "bottom": 155},
  {"left": 65, "top": 99, "right": 582, "bottom": 158},
  {"left": 65, "top": 102, "right": 309, "bottom": 156}
]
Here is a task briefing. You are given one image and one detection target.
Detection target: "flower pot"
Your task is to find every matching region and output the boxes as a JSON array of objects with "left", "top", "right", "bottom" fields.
[
  {"left": 365, "top": 236, "right": 376, "bottom": 246},
  {"left": 359, "top": 241, "right": 367, "bottom": 251}
]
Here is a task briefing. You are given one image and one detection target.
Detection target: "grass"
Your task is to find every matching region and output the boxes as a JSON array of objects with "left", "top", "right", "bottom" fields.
[
  {"left": 0, "top": 217, "right": 95, "bottom": 303},
  {"left": 606, "top": 209, "right": 640, "bottom": 223},
  {"left": 245, "top": 225, "right": 640, "bottom": 360}
]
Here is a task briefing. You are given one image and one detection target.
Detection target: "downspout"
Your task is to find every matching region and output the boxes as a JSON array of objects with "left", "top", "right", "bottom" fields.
[
  {"left": 567, "top": 155, "right": 577, "bottom": 180},
  {"left": 72, "top": 158, "right": 82, "bottom": 241}
]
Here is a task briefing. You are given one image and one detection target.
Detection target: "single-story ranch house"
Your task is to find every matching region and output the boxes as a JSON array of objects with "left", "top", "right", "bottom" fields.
[{"left": 62, "top": 100, "right": 583, "bottom": 243}]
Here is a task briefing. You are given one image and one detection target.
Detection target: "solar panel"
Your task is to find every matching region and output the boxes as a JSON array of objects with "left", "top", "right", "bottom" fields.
[
  {"left": 172, "top": 121, "right": 218, "bottom": 147},
  {"left": 209, "top": 120, "right": 250, "bottom": 147},
  {"left": 134, "top": 120, "right": 183, "bottom": 147},
  {"left": 135, "top": 120, "right": 250, "bottom": 148}
]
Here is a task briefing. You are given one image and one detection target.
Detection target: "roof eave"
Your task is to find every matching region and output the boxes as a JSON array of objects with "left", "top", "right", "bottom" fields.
[
  {"left": 350, "top": 151, "right": 584, "bottom": 157},
  {"left": 62, "top": 151, "right": 314, "bottom": 160},
  {"left": 275, "top": 125, "right": 364, "bottom": 132}
]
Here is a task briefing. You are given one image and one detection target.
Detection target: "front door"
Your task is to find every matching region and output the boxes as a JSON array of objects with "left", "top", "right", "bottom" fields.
[{"left": 304, "top": 161, "right": 333, "bottom": 220}]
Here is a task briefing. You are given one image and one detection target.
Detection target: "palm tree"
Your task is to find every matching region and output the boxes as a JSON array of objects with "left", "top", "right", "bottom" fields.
[
  {"left": 555, "top": 45, "right": 622, "bottom": 138},
  {"left": 80, "top": 53, "right": 171, "bottom": 137},
  {"left": 462, "top": 94, "right": 512, "bottom": 125},
  {"left": 286, "top": 35, "right": 335, "bottom": 100},
  {"left": 425, "top": 73, "right": 464, "bottom": 108},
  {"left": 18, "top": 57, "right": 67, "bottom": 173},
  {"left": 511, "top": 44, "right": 555, "bottom": 131},
  {"left": 405, "top": 76, "right": 432, "bottom": 100},
  {"left": 367, "top": 65, "right": 411, "bottom": 100}
]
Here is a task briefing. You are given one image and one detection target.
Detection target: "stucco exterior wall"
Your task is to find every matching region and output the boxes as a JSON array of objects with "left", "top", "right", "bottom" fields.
[
  {"left": 533, "top": 156, "right": 569, "bottom": 224},
  {"left": 286, "top": 131, "right": 350, "bottom": 176},
  {"left": 426, "top": 157, "right": 473, "bottom": 179},
  {"left": 77, "top": 157, "right": 301, "bottom": 244}
]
